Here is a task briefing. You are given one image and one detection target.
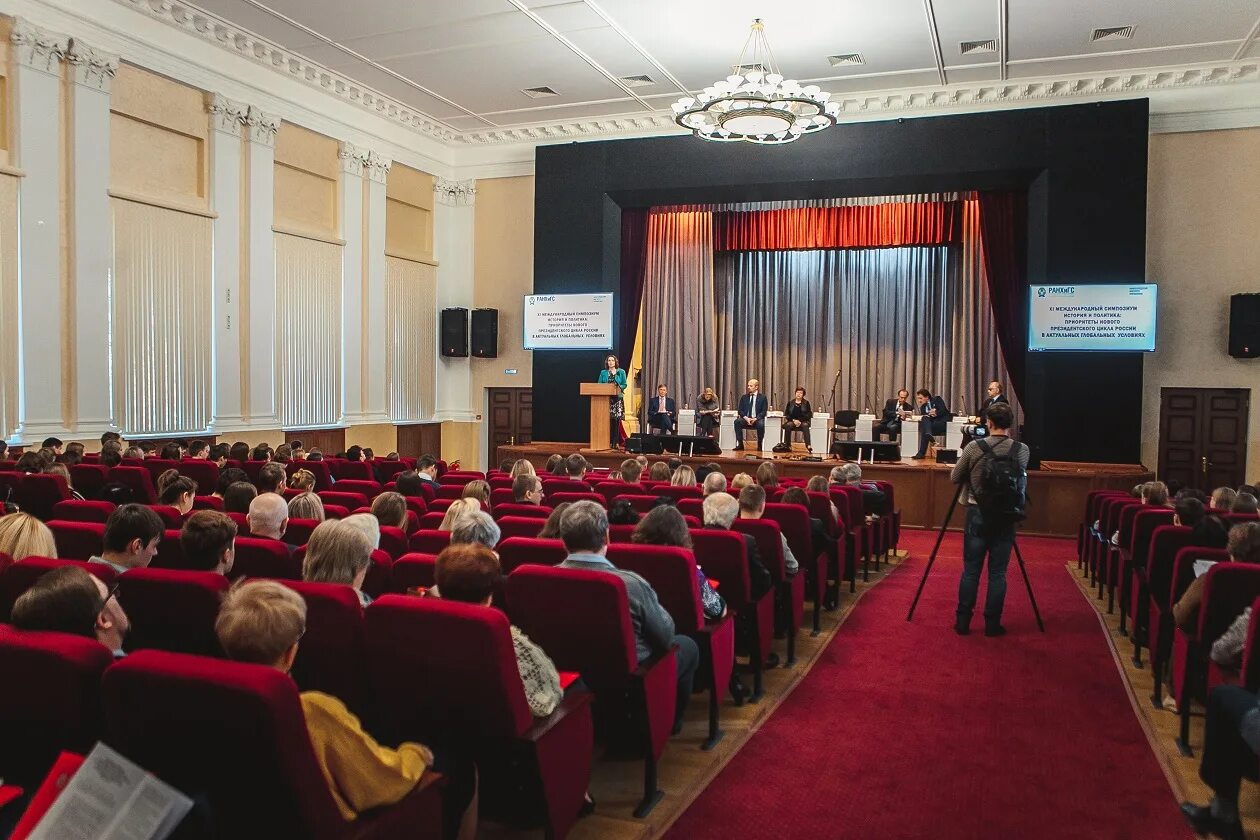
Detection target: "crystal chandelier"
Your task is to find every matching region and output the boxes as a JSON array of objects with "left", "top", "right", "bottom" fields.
[{"left": 672, "top": 19, "right": 839, "bottom": 144}]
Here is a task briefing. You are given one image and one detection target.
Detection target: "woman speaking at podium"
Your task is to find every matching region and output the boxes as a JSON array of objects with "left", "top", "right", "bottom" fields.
[{"left": 598, "top": 354, "right": 627, "bottom": 448}]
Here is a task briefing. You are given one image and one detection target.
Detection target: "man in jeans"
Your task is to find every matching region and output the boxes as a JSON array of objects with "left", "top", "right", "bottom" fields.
[
  {"left": 950, "top": 402, "right": 1027, "bottom": 637},
  {"left": 1181, "top": 685, "right": 1260, "bottom": 840}
]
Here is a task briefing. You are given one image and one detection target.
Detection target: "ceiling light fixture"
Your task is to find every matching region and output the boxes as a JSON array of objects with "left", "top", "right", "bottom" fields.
[{"left": 672, "top": 19, "right": 838, "bottom": 144}]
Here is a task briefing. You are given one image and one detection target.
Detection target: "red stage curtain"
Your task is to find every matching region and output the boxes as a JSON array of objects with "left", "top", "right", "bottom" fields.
[
  {"left": 975, "top": 192, "right": 1028, "bottom": 404},
  {"left": 713, "top": 202, "right": 961, "bottom": 252}
]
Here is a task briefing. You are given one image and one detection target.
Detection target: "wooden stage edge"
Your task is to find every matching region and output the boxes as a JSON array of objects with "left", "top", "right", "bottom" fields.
[{"left": 494, "top": 442, "right": 1153, "bottom": 540}]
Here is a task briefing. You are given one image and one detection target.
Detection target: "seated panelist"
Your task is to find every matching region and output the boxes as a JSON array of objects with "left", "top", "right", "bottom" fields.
[
  {"left": 696, "top": 386, "right": 721, "bottom": 438},
  {"left": 648, "top": 384, "right": 677, "bottom": 435},
  {"left": 912, "top": 388, "right": 952, "bottom": 459},
  {"left": 733, "top": 379, "right": 768, "bottom": 451},
  {"left": 875, "top": 388, "right": 913, "bottom": 440},
  {"left": 782, "top": 387, "right": 813, "bottom": 448}
]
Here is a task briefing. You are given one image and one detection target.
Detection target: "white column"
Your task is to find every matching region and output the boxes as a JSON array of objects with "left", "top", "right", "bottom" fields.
[
  {"left": 207, "top": 94, "right": 247, "bottom": 432},
  {"left": 11, "top": 20, "right": 70, "bottom": 443},
  {"left": 243, "top": 106, "right": 280, "bottom": 426},
  {"left": 338, "top": 141, "right": 366, "bottom": 425},
  {"left": 65, "top": 38, "right": 119, "bottom": 436},
  {"left": 432, "top": 178, "right": 476, "bottom": 422},
  {"left": 362, "top": 152, "right": 391, "bottom": 423}
]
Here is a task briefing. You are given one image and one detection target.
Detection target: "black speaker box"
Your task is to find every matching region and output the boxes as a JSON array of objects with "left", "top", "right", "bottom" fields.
[
  {"left": 935, "top": 448, "right": 959, "bottom": 465},
  {"left": 471, "top": 308, "right": 498, "bottom": 358},
  {"left": 1229, "top": 293, "right": 1260, "bottom": 358},
  {"left": 625, "top": 433, "right": 664, "bottom": 455},
  {"left": 441, "top": 308, "right": 468, "bottom": 357}
]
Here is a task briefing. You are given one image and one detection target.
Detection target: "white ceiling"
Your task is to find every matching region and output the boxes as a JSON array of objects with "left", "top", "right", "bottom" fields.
[{"left": 181, "top": 0, "right": 1260, "bottom": 134}]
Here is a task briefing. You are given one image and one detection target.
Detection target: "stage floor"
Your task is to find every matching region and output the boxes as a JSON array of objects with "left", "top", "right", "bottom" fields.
[{"left": 495, "top": 442, "right": 1152, "bottom": 539}]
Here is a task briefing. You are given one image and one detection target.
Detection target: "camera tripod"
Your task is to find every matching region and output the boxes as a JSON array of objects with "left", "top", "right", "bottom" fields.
[{"left": 906, "top": 485, "right": 1045, "bottom": 632}]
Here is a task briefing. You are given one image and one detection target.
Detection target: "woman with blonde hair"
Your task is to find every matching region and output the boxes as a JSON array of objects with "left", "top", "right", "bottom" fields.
[
  {"left": 648, "top": 462, "right": 671, "bottom": 482},
  {"left": 288, "top": 468, "right": 316, "bottom": 492},
  {"left": 730, "top": 472, "right": 754, "bottom": 492},
  {"left": 46, "top": 462, "right": 85, "bottom": 501},
  {"left": 439, "top": 498, "right": 480, "bottom": 532},
  {"left": 302, "top": 519, "right": 375, "bottom": 606},
  {"left": 288, "top": 491, "right": 326, "bottom": 522},
  {"left": 460, "top": 480, "right": 491, "bottom": 504},
  {"left": 0, "top": 512, "right": 57, "bottom": 568},
  {"left": 670, "top": 465, "right": 697, "bottom": 487},
  {"left": 370, "top": 491, "right": 409, "bottom": 530},
  {"left": 509, "top": 459, "right": 536, "bottom": 479}
]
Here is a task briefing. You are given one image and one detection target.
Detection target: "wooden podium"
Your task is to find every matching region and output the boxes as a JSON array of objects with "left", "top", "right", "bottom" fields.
[{"left": 580, "top": 382, "right": 621, "bottom": 450}]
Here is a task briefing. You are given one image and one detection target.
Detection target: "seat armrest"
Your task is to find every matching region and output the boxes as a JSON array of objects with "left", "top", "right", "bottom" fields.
[{"left": 522, "top": 689, "right": 595, "bottom": 742}]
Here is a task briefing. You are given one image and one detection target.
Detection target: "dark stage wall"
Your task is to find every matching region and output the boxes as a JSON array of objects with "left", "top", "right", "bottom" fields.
[{"left": 532, "top": 100, "right": 1149, "bottom": 465}]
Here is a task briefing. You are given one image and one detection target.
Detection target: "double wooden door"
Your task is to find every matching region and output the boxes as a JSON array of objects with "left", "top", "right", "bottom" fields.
[
  {"left": 487, "top": 388, "right": 533, "bottom": 456},
  {"left": 1158, "top": 387, "right": 1250, "bottom": 491}
]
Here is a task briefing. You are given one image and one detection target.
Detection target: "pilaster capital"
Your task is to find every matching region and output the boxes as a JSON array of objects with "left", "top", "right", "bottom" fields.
[
  {"left": 434, "top": 177, "right": 476, "bottom": 206},
  {"left": 207, "top": 93, "right": 250, "bottom": 135},
  {"left": 244, "top": 106, "right": 280, "bottom": 147},
  {"left": 10, "top": 18, "right": 68, "bottom": 75},
  {"left": 66, "top": 38, "right": 119, "bottom": 91}
]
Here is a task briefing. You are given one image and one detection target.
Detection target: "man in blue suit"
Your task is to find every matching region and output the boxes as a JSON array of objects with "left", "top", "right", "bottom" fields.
[
  {"left": 734, "top": 379, "right": 768, "bottom": 451},
  {"left": 912, "top": 387, "right": 952, "bottom": 459},
  {"left": 648, "top": 384, "right": 677, "bottom": 435}
]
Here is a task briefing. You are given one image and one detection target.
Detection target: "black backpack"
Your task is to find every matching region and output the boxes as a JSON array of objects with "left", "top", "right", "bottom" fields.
[{"left": 974, "top": 438, "right": 1027, "bottom": 522}]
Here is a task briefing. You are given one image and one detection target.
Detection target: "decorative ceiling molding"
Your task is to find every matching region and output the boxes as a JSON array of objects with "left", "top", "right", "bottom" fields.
[
  {"left": 102, "top": 0, "right": 1260, "bottom": 151},
  {"left": 66, "top": 38, "right": 120, "bottom": 91},
  {"left": 111, "top": 0, "right": 458, "bottom": 144}
]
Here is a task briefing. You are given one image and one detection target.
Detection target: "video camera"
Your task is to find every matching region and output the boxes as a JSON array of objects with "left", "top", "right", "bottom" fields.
[{"left": 960, "top": 423, "right": 989, "bottom": 439}]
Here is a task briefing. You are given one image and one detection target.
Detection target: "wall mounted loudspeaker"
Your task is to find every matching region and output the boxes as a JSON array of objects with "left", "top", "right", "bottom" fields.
[
  {"left": 441, "top": 308, "right": 469, "bottom": 358},
  {"left": 1229, "top": 293, "right": 1260, "bottom": 358},
  {"left": 471, "top": 308, "right": 498, "bottom": 358}
]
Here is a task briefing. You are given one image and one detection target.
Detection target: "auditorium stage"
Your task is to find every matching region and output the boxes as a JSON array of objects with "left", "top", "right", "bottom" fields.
[{"left": 494, "top": 442, "right": 1152, "bottom": 539}]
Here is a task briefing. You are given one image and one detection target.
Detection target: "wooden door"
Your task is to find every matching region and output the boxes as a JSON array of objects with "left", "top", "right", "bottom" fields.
[
  {"left": 487, "top": 388, "right": 533, "bottom": 456},
  {"left": 1159, "top": 388, "right": 1250, "bottom": 491}
]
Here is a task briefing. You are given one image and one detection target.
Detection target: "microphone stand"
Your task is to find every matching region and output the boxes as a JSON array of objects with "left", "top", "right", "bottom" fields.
[{"left": 829, "top": 369, "right": 842, "bottom": 459}]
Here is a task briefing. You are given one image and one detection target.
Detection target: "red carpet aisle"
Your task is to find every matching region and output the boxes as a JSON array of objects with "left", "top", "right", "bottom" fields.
[{"left": 666, "top": 531, "right": 1189, "bottom": 840}]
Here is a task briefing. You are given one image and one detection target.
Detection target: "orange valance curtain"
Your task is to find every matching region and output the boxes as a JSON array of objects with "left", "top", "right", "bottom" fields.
[{"left": 713, "top": 202, "right": 961, "bottom": 251}]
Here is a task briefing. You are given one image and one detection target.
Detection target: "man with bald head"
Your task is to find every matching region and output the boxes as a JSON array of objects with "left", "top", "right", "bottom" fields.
[
  {"left": 247, "top": 492, "right": 291, "bottom": 547},
  {"left": 734, "top": 378, "right": 768, "bottom": 451}
]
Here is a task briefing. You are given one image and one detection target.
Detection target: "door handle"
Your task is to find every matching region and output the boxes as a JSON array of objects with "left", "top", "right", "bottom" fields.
[{"left": 1201, "top": 456, "right": 1208, "bottom": 476}]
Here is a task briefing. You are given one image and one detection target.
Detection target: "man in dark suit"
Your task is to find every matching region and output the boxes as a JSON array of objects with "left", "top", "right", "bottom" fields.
[
  {"left": 874, "top": 388, "right": 913, "bottom": 440},
  {"left": 977, "top": 380, "right": 1009, "bottom": 424},
  {"left": 647, "top": 384, "right": 677, "bottom": 435},
  {"left": 733, "top": 379, "right": 768, "bottom": 451},
  {"left": 912, "top": 388, "right": 952, "bottom": 459}
]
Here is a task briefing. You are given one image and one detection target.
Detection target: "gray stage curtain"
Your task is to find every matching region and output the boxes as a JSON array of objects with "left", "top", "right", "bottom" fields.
[{"left": 641, "top": 199, "right": 1022, "bottom": 424}]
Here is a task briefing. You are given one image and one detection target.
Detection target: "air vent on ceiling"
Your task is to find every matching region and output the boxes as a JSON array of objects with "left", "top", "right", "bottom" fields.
[
  {"left": 959, "top": 39, "right": 999, "bottom": 55},
  {"left": 619, "top": 74, "right": 655, "bottom": 87},
  {"left": 733, "top": 62, "right": 768, "bottom": 76},
  {"left": 521, "top": 85, "right": 559, "bottom": 98},
  {"left": 827, "top": 53, "right": 865, "bottom": 66},
  {"left": 1090, "top": 26, "right": 1135, "bottom": 42}
]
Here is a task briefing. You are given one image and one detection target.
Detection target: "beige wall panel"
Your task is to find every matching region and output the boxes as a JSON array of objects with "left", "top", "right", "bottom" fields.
[
  {"left": 273, "top": 163, "right": 337, "bottom": 235},
  {"left": 346, "top": 422, "right": 398, "bottom": 455},
  {"left": 274, "top": 122, "right": 340, "bottom": 180},
  {"left": 472, "top": 177, "right": 534, "bottom": 407},
  {"left": 441, "top": 420, "right": 480, "bottom": 467},
  {"left": 111, "top": 63, "right": 208, "bottom": 141},
  {"left": 387, "top": 163, "right": 433, "bottom": 209},
  {"left": 1145, "top": 128, "right": 1260, "bottom": 476},
  {"left": 110, "top": 113, "right": 205, "bottom": 202},
  {"left": 385, "top": 198, "right": 431, "bottom": 260}
]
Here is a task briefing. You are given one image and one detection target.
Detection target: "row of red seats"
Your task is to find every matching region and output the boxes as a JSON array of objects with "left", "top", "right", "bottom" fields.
[{"left": 1077, "top": 489, "right": 1260, "bottom": 759}]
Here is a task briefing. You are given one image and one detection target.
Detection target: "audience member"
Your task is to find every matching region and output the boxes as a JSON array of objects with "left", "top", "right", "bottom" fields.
[
  {"left": 14, "top": 451, "right": 42, "bottom": 473},
  {"left": 288, "top": 491, "right": 326, "bottom": 522},
  {"left": 703, "top": 492, "right": 772, "bottom": 600},
  {"left": 1176, "top": 497, "right": 1229, "bottom": 549},
  {"left": 100, "top": 446, "right": 122, "bottom": 469},
  {"left": 306, "top": 448, "right": 324, "bottom": 462},
  {"left": 435, "top": 543, "right": 563, "bottom": 717},
  {"left": 250, "top": 444, "right": 272, "bottom": 463},
  {"left": 100, "top": 431, "right": 122, "bottom": 447},
  {"left": 247, "top": 493, "right": 291, "bottom": 544},
  {"left": 449, "top": 511, "right": 501, "bottom": 549},
  {"left": 345, "top": 445, "right": 363, "bottom": 462},
  {"left": 754, "top": 462, "right": 778, "bottom": 492},
  {"left": 11, "top": 566, "right": 128, "bottom": 656},
  {"left": 415, "top": 456, "right": 440, "bottom": 487},
  {"left": 370, "top": 491, "right": 409, "bottom": 530},
  {"left": 1143, "top": 481, "right": 1171, "bottom": 507},
  {"left": 91, "top": 504, "right": 164, "bottom": 574},
  {"left": 157, "top": 471, "right": 196, "bottom": 515},
  {"left": 730, "top": 472, "right": 753, "bottom": 492},
  {"left": 619, "top": 458, "right": 643, "bottom": 485},
  {"left": 207, "top": 443, "right": 230, "bottom": 467},
  {"left": 63, "top": 441, "right": 85, "bottom": 465},
  {"left": 273, "top": 443, "right": 292, "bottom": 463},
  {"left": 510, "top": 459, "right": 537, "bottom": 479},
  {"left": 395, "top": 470, "right": 424, "bottom": 497},
  {"left": 647, "top": 462, "right": 671, "bottom": 482},
  {"left": 122, "top": 445, "right": 145, "bottom": 460},
  {"left": 0, "top": 512, "right": 57, "bottom": 567},
  {"left": 498, "top": 458, "right": 514, "bottom": 473},
  {"left": 341, "top": 512, "right": 382, "bottom": 551},
  {"left": 537, "top": 502, "right": 572, "bottom": 540},
  {"left": 544, "top": 454, "right": 563, "bottom": 475},
  {"left": 0, "top": 440, "right": 7, "bottom": 460},
  {"left": 1211, "top": 487, "right": 1238, "bottom": 512},
  {"left": 1179, "top": 682, "right": 1260, "bottom": 840},
  {"left": 439, "top": 498, "right": 480, "bottom": 532},
  {"left": 832, "top": 462, "right": 887, "bottom": 517},
  {"left": 557, "top": 501, "right": 698, "bottom": 733},
  {"left": 257, "top": 463, "right": 287, "bottom": 495},
  {"left": 214, "top": 467, "right": 249, "bottom": 499},
  {"left": 302, "top": 520, "right": 374, "bottom": 606},
  {"left": 461, "top": 480, "right": 491, "bottom": 504},
  {"left": 512, "top": 475, "right": 543, "bottom": 505},
  {"left": 608, "top": 499, "right": 640, "bottom": 525},
  {"left": 46, "top": 463, "right": 85, "bottom": 501},
  {"left": 702, "top": 471, "right": 728, "bottom": 496},
  {"left": 782, "top": 486, "right": 835, "bottom": 563},
  {"left": 160, "top": 442, "right": 182, "bottom": 461},
  {"left": 631, "top": 505, "right": 724, "bottom": 619},
  {"left": 180, "top": 511, "right": 237, "bottom": 574},
  {"left": 565, "top": 454, "right": 589, "bottom": 482},
  {"left": 1175, "top": 523, "right": 1260, "bottom": 631},
  {"left": 671, "top": 465, "right": 696, "bottom": 487},
  {"left": 139, "top": 442, "right": 159, "bottom": 457},
  {"left": 228, "top": 442, "right": 250, "bottom": 462},
  {"left": 738, "top": 485, "right": 798, "bottom": 574},
  {"left": 41, "top": 437, "right": 63, "bottom": 455},
  {"left": 187, "top": 439, "right": 208, "bottom": 459},
  {"left": 214, "top": 580, "right": 475, "bottom": 836},
  {"left": 1235, "top": 493, "right": 1259, "bottom": 515},
  {"left": 288, "top": 468, "right": 316, "bottom": 492},
  {"left": 223, "top": 481, "right": 258, "bottom": 514}
]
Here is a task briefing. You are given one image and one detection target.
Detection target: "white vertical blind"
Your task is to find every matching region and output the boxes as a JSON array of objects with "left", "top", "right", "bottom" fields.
[
  {"left": 385, "top": 255, "right": 436, "bottom": 420},
  {"left": 0, "top": 175, "right": 19, "bottom": 439},
  {"left": 275, "top": 232, "right": 342, "bottom": 427},
  {"left": 111, "top": 198, "right": 213, "bottom": 434}
]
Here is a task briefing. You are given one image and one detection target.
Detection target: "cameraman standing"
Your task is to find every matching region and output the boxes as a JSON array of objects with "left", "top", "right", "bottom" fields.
[{"left": 950, "top": 402, "right": 1027, "bottom": 637}]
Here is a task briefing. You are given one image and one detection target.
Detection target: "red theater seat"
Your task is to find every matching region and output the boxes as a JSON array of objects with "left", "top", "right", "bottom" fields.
[
  {"left": 48, "top": 520, "right": 106, "bottom": 561},
  {"left": 492, "top": 503, "right": 552, "bottom": 521},
  {"left": 763, "top": 502, "right": 829, "bottom": 635},
  {"left": 366, "top": 595, "right": 594, "bottom": 838},
  {"left": 497, "top": 537, "right": 566, "bottom": 574},
  {"left": 334, "top": 479, "right": 382, "bottom": 500},
  {"left": 151, "top": 528, "right": 187, "bottom": 569},
  {"left": 118, "top": 567, "right": 230, "bottom": 656},
  {"left": 282, "top": 518, "right": 321, "bottom": 546},
  {"left": 193, "top": 495, "right": 225, "bottom": 511},
  {"left": 692, "top": 528, "right": 775, "bottom": 699},
  {"left": 107, "top": 466, "right": 158, "bottom": 504},
  {"left": 551, "top": 491, "right": 605, "bottom": 507},
  {"left": 69, "top": 463, "right": 109, "bottom": 499},
  {"left": 734, "top": 517, "right": 802, "bottom": 665},
  {"left": 319, "top": 490, "right": 370, "bottom": 511},
  {"left": 409, "top": 529, "right": 452, "bottom": 555},
  {"left": 379, "top": 525, "right": 409, "bottom": 559},
  {"left": 287, "top": 460, "right": 333, "bottom": 491},
  {"left": 178, "top": 459, "right": 221, "bottom": 496},
  {"left": 51, "top": 499, "right": 116, "bottom": 523},
  {"left": 229, "top": 537, "right": 302, "bottom": 581},
  {"left": 330, "top": 460, "right": 374, "bottom": 481},
  {"left": 14, "top": 473, "right": 72, "bottom": 521},
  {"left": 391, "top": 553, "right": 438, "bottom": 593},
  {"left": 0, "top": 557, "right": 116, "bottom": 621},
  {"left": 496, "top": 516, "right": 545, "bottom": 541},
  {"left": 282, "top": 580, "right": 369, "bottom": 715},
  {"left": 102, "top": 650, "right": 445, "bottom": 839}
]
